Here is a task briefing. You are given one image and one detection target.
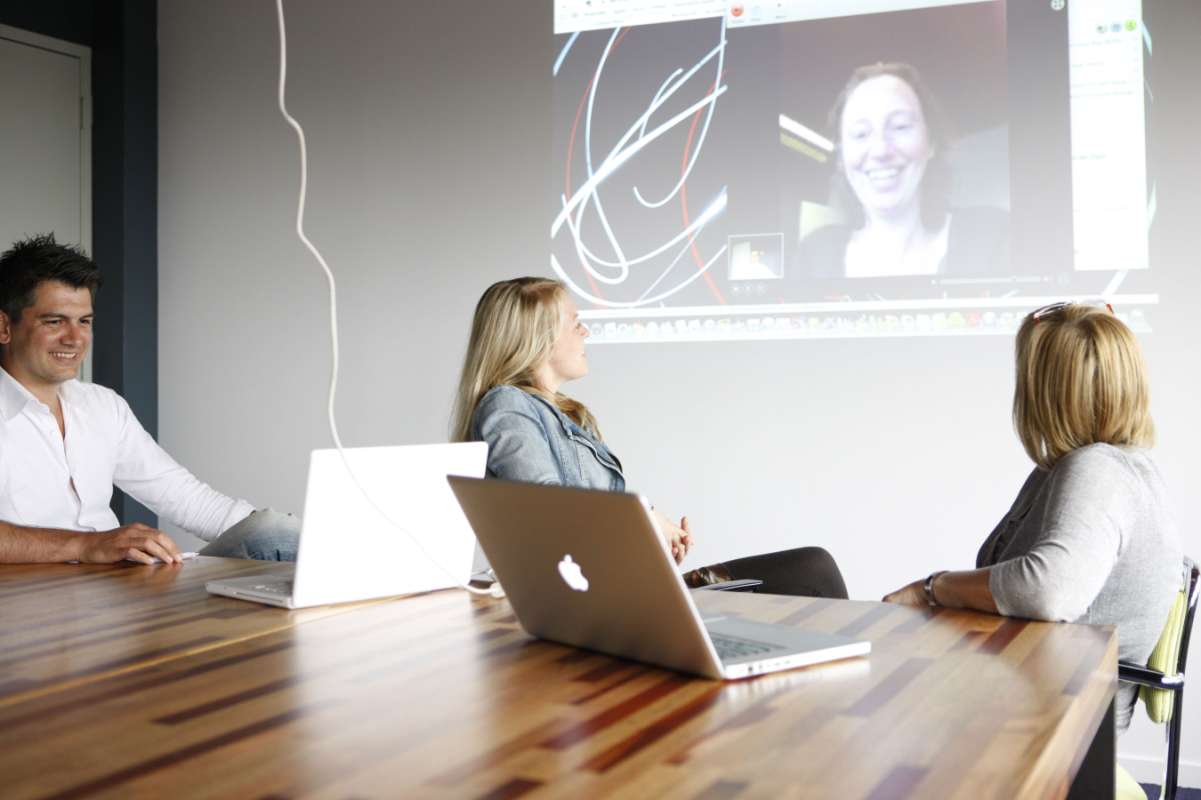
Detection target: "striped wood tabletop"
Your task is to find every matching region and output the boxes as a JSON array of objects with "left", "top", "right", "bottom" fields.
[
  {"left": 0, "top": 557, "right": 375, "bottom": 707},
  {"left": 0, "top": 577, "right": 1116, "bottom": 800}
]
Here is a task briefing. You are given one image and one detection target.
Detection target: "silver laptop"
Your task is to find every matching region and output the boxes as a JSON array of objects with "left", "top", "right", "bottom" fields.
[
  {"left": 447, "top": 477, "right": 869, "bottom": 680},
  {"left": 206, "top": 443, "right": 487, "bottom": 608}
]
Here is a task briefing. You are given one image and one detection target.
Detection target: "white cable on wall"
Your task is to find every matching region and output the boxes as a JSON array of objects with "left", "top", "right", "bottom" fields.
[{"left": 274, "top": 0, "right": 494, "bottom": 598}]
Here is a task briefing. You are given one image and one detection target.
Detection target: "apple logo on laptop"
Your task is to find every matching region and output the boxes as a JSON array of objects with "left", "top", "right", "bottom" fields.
[{"left": 557, "top": 555, "right": 589, "bottom": 592}]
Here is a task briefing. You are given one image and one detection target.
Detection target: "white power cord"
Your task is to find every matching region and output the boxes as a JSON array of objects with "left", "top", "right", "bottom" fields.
[{"left": 274, "top": 0, "right": 495, "bottom": 597}]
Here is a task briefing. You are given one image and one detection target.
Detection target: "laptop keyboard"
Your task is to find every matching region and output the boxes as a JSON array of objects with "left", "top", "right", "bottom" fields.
[
  {"left": 249, "top": 579, "right": 293, "bottom": 596},
  {"left": 710, "top": 633, "right": 777, "bottom": 661}
]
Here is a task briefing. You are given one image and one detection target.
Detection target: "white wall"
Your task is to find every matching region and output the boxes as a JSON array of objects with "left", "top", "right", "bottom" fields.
[{"left": 158, "top": 0, "right": 1201, "bottom": 785}]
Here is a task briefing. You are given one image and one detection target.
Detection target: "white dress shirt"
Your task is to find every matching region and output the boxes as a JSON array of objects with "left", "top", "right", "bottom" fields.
[{"left": 0, "top": 367, "right": 253, "bottom": 540}]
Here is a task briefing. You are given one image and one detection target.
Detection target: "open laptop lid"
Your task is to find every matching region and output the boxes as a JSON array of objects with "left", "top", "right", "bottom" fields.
[
  {"left": 291, "top": 443, "right": 487, "bottom": 607},
  {"left": 447, "top": 476, "right": 725, "bottom": 678}
]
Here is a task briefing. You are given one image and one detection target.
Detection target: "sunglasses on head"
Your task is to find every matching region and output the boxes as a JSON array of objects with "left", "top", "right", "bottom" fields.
[{"left": 1029, "top": 300, "right": 1114, "bottom": 323}]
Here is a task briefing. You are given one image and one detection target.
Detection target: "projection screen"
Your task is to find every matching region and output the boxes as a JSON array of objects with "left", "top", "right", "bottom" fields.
[{"left": 551, "top": 0, "right": 1154, "bottom": 342}]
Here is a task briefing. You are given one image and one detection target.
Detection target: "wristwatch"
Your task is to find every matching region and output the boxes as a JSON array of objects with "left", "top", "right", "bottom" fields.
[{"left": 923, "top": 571, "right": 947, "bottom": 607}]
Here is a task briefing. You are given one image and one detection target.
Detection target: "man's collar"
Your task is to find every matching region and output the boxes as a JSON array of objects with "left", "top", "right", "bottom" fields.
[
  {"left": 0, "top": 366, "right": 36, "bottom": 421},
  {"left": 0, "top": 366, "right": 76, "bottom": 421}
]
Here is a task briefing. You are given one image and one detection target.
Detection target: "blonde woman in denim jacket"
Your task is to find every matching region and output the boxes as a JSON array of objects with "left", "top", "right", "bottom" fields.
[{"left": 451, "top": 277, "right": 847, "bottom": 598}]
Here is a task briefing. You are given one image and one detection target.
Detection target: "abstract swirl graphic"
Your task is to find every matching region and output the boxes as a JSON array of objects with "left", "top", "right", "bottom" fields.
[{"left": 551, "top": 19, "right": 729, "bottom": 309}]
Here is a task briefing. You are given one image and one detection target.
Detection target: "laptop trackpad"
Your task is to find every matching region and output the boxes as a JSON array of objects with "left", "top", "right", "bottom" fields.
[{"left": 706, "top": 615, "right": 863, "bottom": 659}]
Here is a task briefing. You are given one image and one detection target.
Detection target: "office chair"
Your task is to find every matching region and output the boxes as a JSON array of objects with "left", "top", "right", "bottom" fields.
[{"left": 1116, "top": 559, "right": 1200, "bottom": 800}]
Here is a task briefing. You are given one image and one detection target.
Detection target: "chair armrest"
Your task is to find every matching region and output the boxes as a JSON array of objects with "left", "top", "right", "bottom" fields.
[
  {"left": 693, "top": 579, "right": 763, "bottom": 593},
  {"left": 1118, "top": 661, "right": 1184, "bottom": 689}
]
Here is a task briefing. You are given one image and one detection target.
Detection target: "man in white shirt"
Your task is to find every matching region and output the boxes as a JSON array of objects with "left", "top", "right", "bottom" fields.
[{"left": 0, "top": 234, "right": 298, "bottom": 564}]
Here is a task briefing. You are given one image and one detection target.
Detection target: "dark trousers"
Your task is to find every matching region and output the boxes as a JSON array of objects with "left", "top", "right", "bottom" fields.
[{"left": 720, "top": 546, "right": 848, "bottom": 598}]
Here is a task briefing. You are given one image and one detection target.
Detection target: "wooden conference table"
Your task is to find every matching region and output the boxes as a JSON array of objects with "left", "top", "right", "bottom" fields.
[{"left": 0, "top": 558, "right": 1116, "bottom": 799}]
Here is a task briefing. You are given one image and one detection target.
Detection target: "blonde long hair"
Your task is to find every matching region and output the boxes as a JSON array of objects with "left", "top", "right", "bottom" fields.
[
  {"left": 451, "top": 277, "right": 599, "bottom": 442},
  {"left": 1013, "top": 304, "right": 1154, "bottom": 469}
]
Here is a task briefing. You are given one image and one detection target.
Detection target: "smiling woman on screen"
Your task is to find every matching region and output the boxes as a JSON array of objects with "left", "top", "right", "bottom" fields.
[
  {"left": 798, "top": 62, "right": 1007, "bottom": 279},
  {"left": 883, "top": 301, "right": 1184, "bottom": 734},
  {"left": 451, "top": 277, "right": 849, "bottom": 597}
]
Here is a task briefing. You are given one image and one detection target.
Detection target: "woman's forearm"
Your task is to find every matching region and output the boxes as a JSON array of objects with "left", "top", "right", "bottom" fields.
[{"left": 931, "top": 567, "right": 999, "bottom": 614}]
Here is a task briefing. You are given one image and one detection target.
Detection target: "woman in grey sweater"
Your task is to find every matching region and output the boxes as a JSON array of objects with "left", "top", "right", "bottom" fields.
[
  {"left": 883, "top": 302, "right": 1183, "bottom": 732},
  {"left": 451, "top": 277, "right": 848, "bottom": 598}
]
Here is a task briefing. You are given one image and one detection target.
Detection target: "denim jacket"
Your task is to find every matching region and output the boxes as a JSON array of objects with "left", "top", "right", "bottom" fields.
[{"left": 470, "top": 385, "right": 625, "bottom": 491}]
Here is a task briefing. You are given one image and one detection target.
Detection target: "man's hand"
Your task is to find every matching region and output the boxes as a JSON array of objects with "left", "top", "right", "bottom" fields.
[
  {"left": 76, "top": 523, "right": 184, "bottom": 565},
  {"left": 882, "top": 579, "right": 927, "bottom": 607},
  {"left": 652, "top": 509, "right": 693, "bottom": 565}
]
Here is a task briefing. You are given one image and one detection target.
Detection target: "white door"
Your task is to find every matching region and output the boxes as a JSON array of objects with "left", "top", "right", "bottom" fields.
[{"left": 0, "top": 23, "right": 91, "bottom": 376}]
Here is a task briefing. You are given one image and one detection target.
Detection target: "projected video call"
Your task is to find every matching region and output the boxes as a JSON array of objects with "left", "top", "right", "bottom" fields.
[{"left": 551, "top": 0, "right": 1154, "bottom": 342}]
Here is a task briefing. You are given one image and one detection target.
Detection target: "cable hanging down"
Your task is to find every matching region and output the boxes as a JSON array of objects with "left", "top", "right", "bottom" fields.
[{"left": 274, "top": 0, "right": 492, "bottom": 597}]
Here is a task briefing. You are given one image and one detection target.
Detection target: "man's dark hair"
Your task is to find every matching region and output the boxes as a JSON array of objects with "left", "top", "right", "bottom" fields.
[{"left": 0, "top": 234, "right": 102, "bottom": 322}]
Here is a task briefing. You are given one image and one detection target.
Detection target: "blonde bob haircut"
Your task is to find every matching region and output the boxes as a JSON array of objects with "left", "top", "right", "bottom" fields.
[
  {"left": 451, "top": 277, "right": 599, "bottom": 443},
  {"left": 1013, "top": 304, "right": 1154, "bottom": 470}
]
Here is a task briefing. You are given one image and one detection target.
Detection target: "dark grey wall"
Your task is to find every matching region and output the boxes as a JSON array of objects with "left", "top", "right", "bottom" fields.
[{"left": 0, "top": 0, "right": 157, "bottom": 526}]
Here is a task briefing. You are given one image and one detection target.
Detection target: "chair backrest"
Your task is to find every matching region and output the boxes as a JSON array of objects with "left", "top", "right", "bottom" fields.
[{"left": 1142, "top": 559, "right": 1200, "bottom": 723}]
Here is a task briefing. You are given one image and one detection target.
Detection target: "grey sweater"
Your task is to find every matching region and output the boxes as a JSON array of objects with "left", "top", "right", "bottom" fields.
[{"left": 977, "top": 443, "right": 1183, "bottom": 731}]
